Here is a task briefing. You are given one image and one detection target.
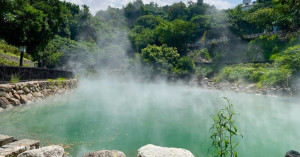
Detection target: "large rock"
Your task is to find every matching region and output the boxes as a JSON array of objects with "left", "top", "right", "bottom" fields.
[
  {"left": 23, "top": 87, "right": 31, "bottom": 93},
  {"left": 0, "top": 97, "right": 10, "bottom": 109},
  {"left": 14, "top": 93, "right": 21, "bottom": 100},
  {"left": 33, "top": 92, "right": 43, "bottom": 98},
  {"left": 7, "top": 97, "right": 21, "bottom": 106},
  {"left": 285, "top": 150, "right": 300, "bottom": 157},
  {"left": 0, "top": 99, "right": 6, "bottom": 109},
  {"left": 4, "top": 93, "right": 11, "bottom": 99},
  {"left": 17, "top": 90, "right": 25, "bottom": 94},
  {"left": 20, "top": 95, "right": 28, "bottom": 104},
  {"left": 83, "top": 150, "right": 126, "bottom": 157},
  {"left": 17, "top": 145, "right": 64, "bottom": 157},
  {"left": 26, "top": 93, "right": 33, "bottom": 100},
  {"left": 137, "top": 144, "right": 194, "bottom": 157}
]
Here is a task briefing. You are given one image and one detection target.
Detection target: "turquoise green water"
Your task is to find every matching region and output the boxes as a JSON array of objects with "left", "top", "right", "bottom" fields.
[{"left": 0, "top": 78, "right": 300, "bottom": 157}]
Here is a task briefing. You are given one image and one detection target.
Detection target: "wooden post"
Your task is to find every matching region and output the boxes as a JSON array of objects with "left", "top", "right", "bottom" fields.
[{"left": 19, "top": 51, "right": 24, "bottom": 67}]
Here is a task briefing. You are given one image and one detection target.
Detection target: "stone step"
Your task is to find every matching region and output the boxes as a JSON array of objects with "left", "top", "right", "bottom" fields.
[
  {"left": 0, "top": 139, "right": 39, "bottom": 157},
  {"left": 0, "top": 135, "right": 13, "bottom": 147}
]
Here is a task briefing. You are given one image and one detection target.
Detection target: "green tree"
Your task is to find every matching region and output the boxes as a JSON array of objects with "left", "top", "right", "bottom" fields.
[
  {"left": 135, "top": 15, "right": 162, "bottom": 29},
  {"left": 124, "top": 0, "right": 144, "bottom": 27},
  {"left": 155, "top": 19, "right": 196, "bottom": 53},
  {"left": 139, "top": 44, "right": 179, "bottom": 75},
  {"left": 274, "top": 0, "right": 300, "bottom": 28},
  {"left": 247, "top": 8, "right": 276, "bottom": 31},
  {"left": 167, "top": 2, "right": 188, "bottom": 21},
  {"left": 130, "top": 27, "right": 156, "bottom": 52},
  {"left": 171, "top": 56, "right": 195, "bottom": 78},
  {"left": 76, "top": 5, "right": 97, "bottom": 41},
  {"left": 39, "top": 36, "right": 64, "bottom": 68}
]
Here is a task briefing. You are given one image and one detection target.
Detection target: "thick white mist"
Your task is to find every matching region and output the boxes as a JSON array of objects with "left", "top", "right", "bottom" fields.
[{"left": 1, "top": 76, "right": 300, "bottom": 157}]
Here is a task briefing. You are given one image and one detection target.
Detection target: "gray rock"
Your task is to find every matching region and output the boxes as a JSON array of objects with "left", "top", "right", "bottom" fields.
[
  {"left": 23, "top": 87, "right": 31, "bottom": 93},
  {"left": 137, "top": 144, "right": 194, "bottom": 157},
  {"left": 17, "top": 90, "right": 25, "bottom": 94},
  {"left": 27, "top": 93, "right": 33, "bottom": 100},
  {"left": 0, "top": 97, "right": 10, "bottom": 108},
  {"left": 8, "top": 92, "right": 13, "bottom": 98},
  {"left": 14, "top": 93, "right": 21, "bottom": 100},
  {"left": 83, "top": 150, "right": 126, "bottom": 157},
  {"left": 33, "top": 92, "right": 43, "bottom": 98},
  {"left": 0, "top": 97, "right": 8, "bottom": 109},
  {"left": 17, "top": 145, "right": 64, "bottom": 157},
  {"left": 0, "top": 84, "right": 11, "bottom": 92},
  {"left": 285, "top": 150, "right": 300, "bottom": 157},
  {"left": 20, "top": 95, "right": 28, "bottom": 104},
  {"left": 4, "top": 93, "right": 11, "bottom": 99},
  {"left": 7, "top": 97, "right": 21, "bottom": 106},
  {"left": 0, "top": 107, "right": 3, "bottom": 112},
  {"left": 0, "top": 92, "right": 6, "bottom": 97}
]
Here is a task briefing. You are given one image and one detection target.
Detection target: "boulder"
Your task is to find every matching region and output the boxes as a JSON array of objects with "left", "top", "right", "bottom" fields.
[
  {"left": 4, "top": 93, "right": 11, "bottom": 99},
  {"left": 17, "top": 145, "right": 64, "bottom": 157},
  {"left": 33, "top": 92, "right": 43, "bottom": 98},
  {"left": 0, "top": 97, "right": 10, "bottom": 108},
  {"left": 14, "top": 93, "right": 21, "bottom": 100},
  {"left": 83, "top": 150, "right": 126, "bottom": 157},
  {"left": 0, "top": 98, "right": 8, "bottom": 109},
  {"left": 23, "top": 87, "right": 31, "bottom": 93},
  {"left": 17, "top": 90, "right": 25, "bottom": 94},
  {"left": 137, "top": 144, "right": 195, "bottom": 157},
  {"left": 0, "top": 92, "right": 6, "bottom": 97},
  {"left": 8, "top": 92, "right": 13, "bottom": 98},
  {"left": 0, "top": 84, "right": 10, "bottom": 92},
  {"left": 20, "top": 95, "right": 28, "bottom": 104},
  {"left": 285, "top": 150, "right": 300, "bottom": 157},
  {"left": 27, "top": 93, "right": 33, "bottom": 100},
  {"left": 7, "top": 97, "right": 21, "bottom": 106},
  {"left": 0, "top": 107, "right": 3, "bottom": 112}
]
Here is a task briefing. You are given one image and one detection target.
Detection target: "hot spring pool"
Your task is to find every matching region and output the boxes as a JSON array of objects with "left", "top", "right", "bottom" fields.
[{"left": 0, "top": 78, "right": 299, "bottom": 157}]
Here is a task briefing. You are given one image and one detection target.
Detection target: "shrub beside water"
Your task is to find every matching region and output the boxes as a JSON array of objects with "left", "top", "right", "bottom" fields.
[
  {"left": 214, "top": 44, "right": 300, "bottom": 87},
  {"left": 210, "top": 98, "right": 242, "bottom": 157}
]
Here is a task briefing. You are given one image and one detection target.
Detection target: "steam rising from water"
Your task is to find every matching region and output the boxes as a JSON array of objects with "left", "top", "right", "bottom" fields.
[{"left": 0, "top": 77, "right": 300, "bottom": 157}]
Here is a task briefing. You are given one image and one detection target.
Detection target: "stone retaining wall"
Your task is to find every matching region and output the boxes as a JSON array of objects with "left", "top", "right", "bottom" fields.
[{"left": 0, "top": 79, "right": 78, "bottom": 110}]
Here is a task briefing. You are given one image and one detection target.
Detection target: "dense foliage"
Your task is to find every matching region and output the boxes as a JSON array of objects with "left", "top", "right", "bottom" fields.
[{"left": 1, "top": 0, "right": 300, "bottom": 88}]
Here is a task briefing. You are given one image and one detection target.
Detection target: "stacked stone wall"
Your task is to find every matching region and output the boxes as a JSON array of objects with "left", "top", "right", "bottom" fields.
[{"left": 0, "top": 79, "right": 78, "bottom": 111}]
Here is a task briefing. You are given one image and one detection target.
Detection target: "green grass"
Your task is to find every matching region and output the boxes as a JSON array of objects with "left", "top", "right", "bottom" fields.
[
  {"left": 0, "top": 58, "right": 31, "bottom": 67},
  {"left": 57, "top": 77, "right": 66, "bottom": 81},
  {"left": 47, "top": 79, "right": 54, "bottom": 82},
  {"left": 0, "top": 41, "right": 33, "bottom": 61}
]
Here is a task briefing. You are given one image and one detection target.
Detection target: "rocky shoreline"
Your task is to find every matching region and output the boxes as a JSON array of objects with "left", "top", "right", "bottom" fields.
[
  {"left": 17, "top": 144, "right": 195, "bottom": 157},
  {"left": 0, "top": 79, "right": 78, "bottom": 111},
  {"left": 190, "top": 77, "right": 295, "bottom": 96}
]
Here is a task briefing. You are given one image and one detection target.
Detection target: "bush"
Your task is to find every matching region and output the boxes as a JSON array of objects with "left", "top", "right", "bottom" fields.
[
  {"left": 247, "top": 35, "right": 295, "bottom": 61},
  {"left": 214, "top": 63, "right": 292, "bottom": 87},
  {"left": 140, "top": 44, "right": 179, "bottom": 76},
  {"left": 10, "top": 74, "right": 20, "bottom": 83},
  {"left": 171, "top": 56, "right": 195, "bottom": 78},
  {"left": 195, "top": 66, "right": 213, "bottom": 79},
  {"left": 274, "top": 44, "right": 300, "bottom": 73},
  {"left": 210, "top": 98, "right": 242, "bottom": 157},
  {"left": 187, "top": 48, "right": 212, "bottom": 64}
]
